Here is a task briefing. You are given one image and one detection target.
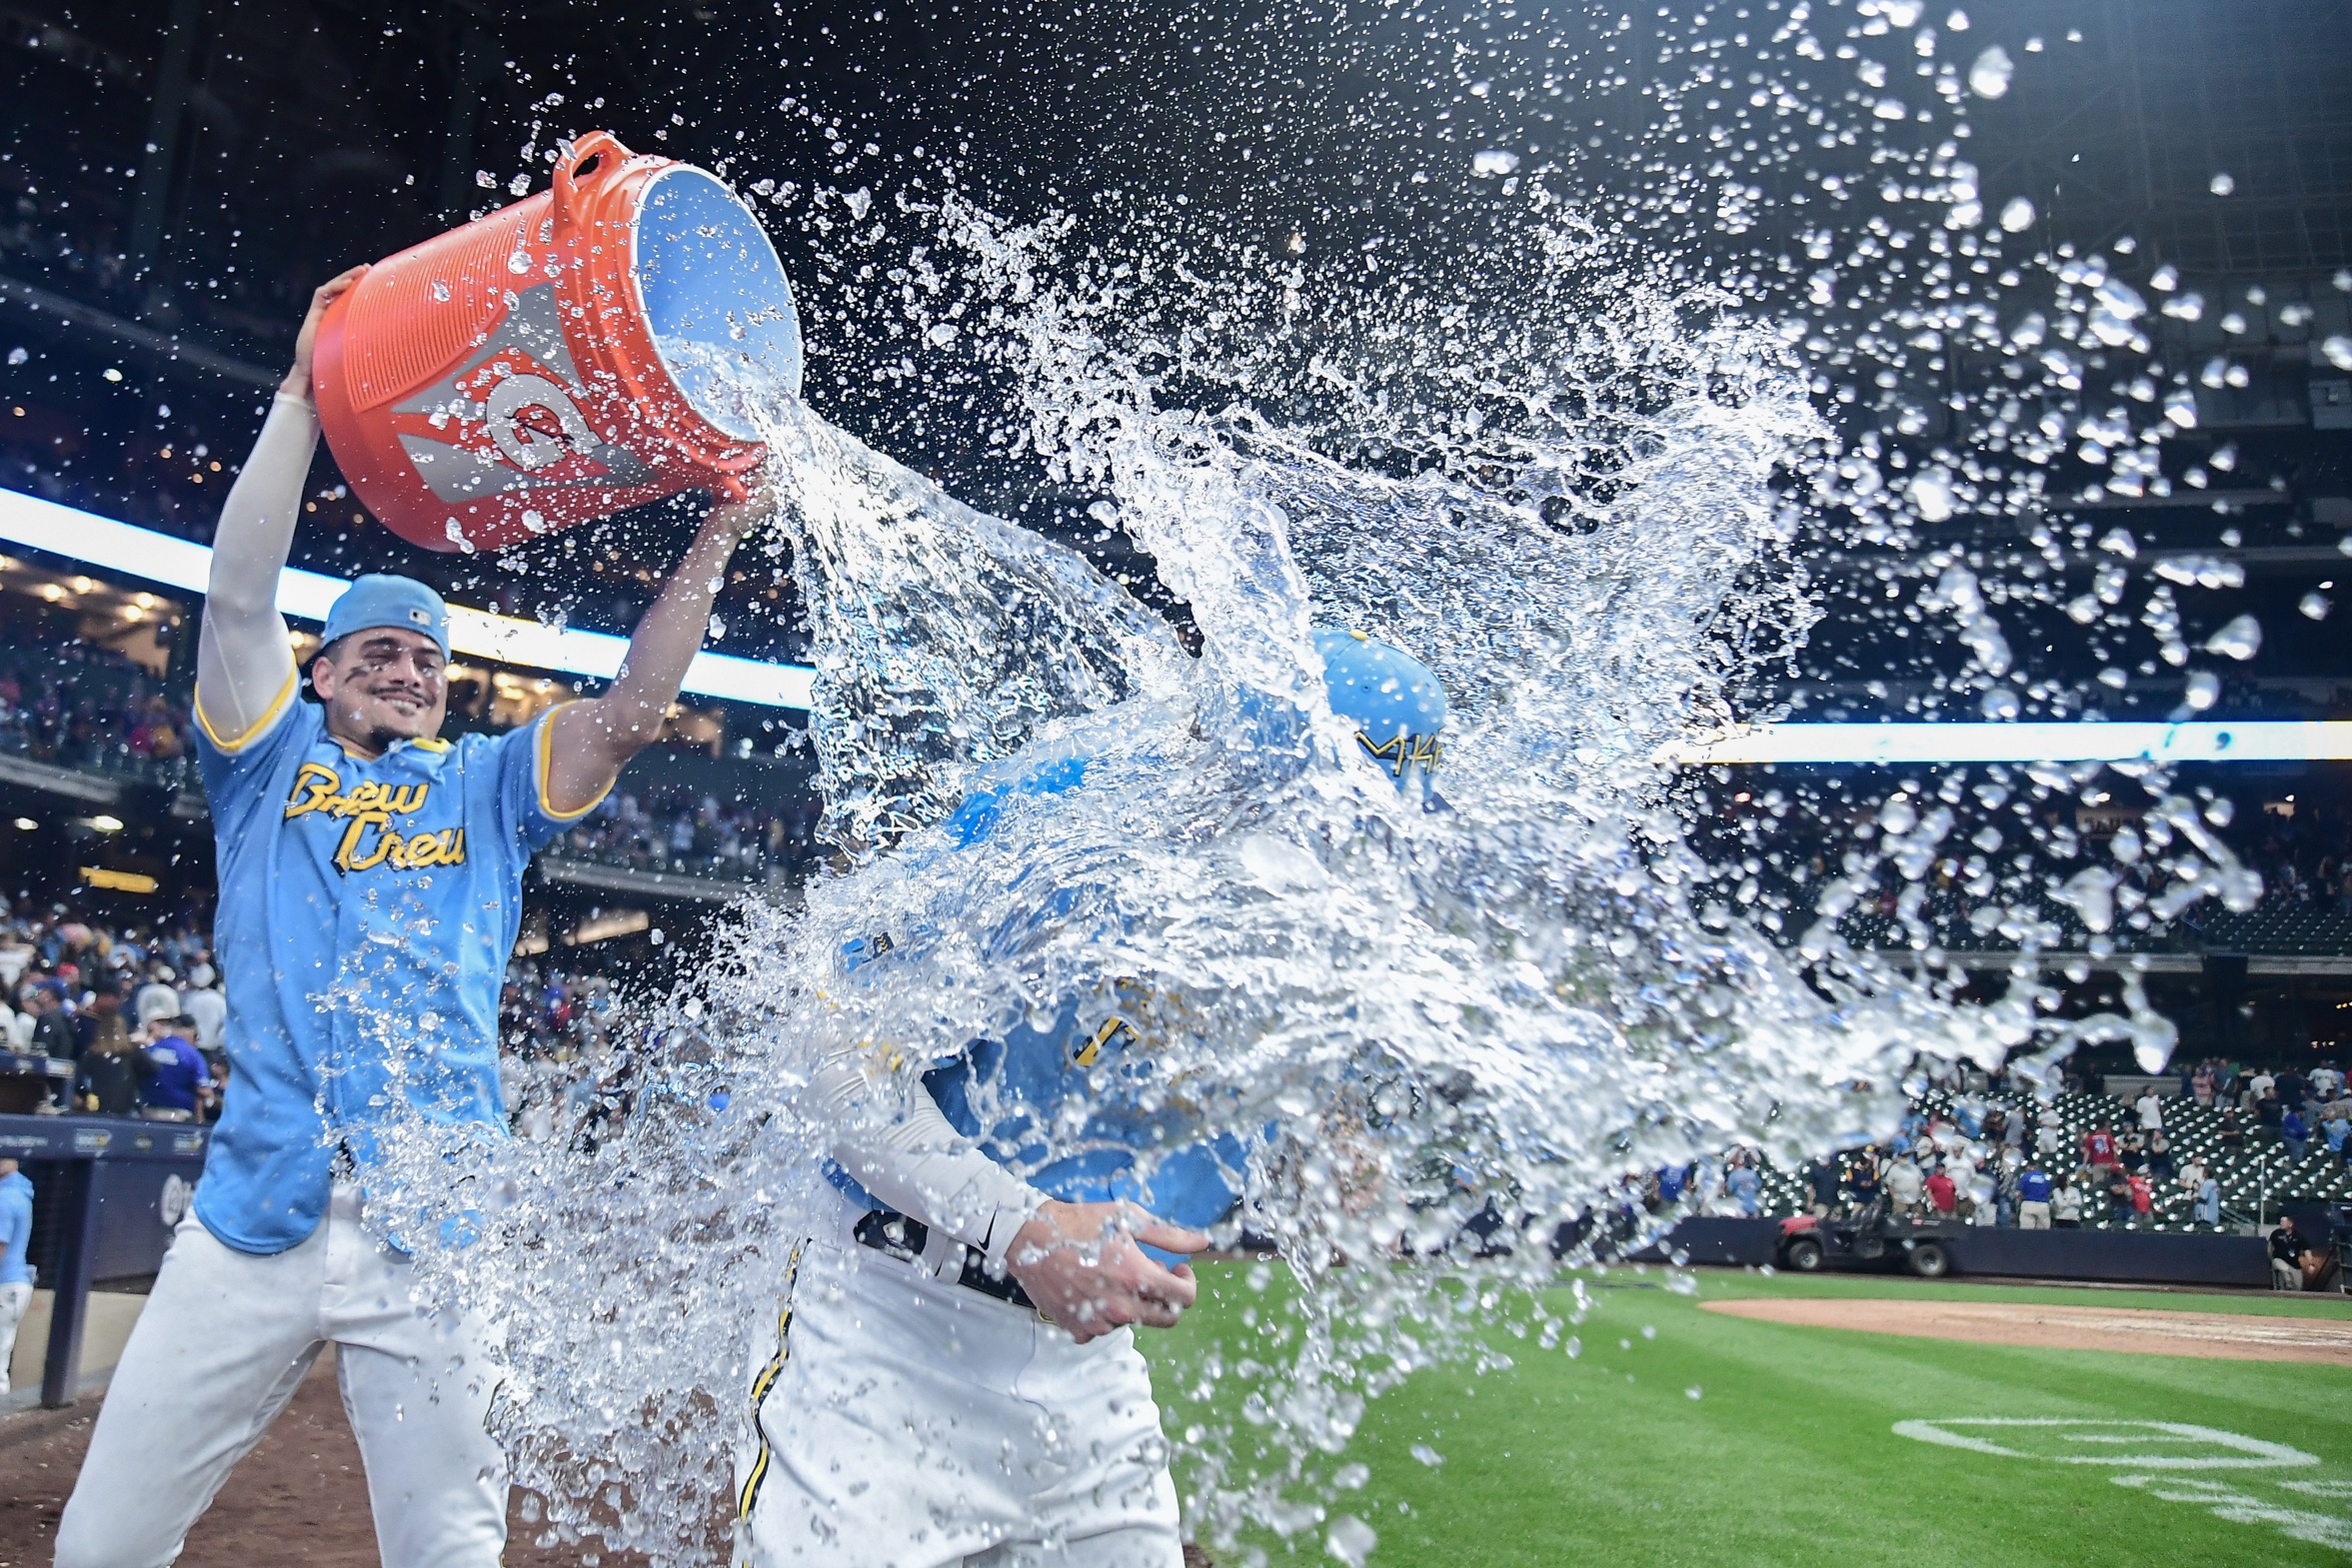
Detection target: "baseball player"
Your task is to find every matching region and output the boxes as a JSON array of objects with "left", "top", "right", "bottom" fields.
[
  {"left": 735, "top": 630, "right": 1447, "bottom": 1568},
  {"left": 0, "top": 1156, "right": 30, "bottom": 1384},
  {"left": 54, "top": 265, "right": 770, "bottom": 1568}
]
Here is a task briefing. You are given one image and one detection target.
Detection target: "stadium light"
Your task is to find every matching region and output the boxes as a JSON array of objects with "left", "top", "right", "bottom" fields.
[
  {"left": 1662, "top": 721, "right": 2352, "bottom": 767},
  {"left": 0, "top": 486, "right": 815, "bottom": 711}
]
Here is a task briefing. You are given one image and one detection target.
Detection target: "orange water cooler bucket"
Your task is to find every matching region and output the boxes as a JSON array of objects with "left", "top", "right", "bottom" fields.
[{"left": 314, "top": 130, "right": 801, "bottom": 554}]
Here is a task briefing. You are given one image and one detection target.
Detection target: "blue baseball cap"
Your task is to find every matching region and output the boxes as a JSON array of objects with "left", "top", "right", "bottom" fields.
[
  {"left": 320, "top": 575, "right": 450, "bottom": 657},
  {"left": 1314, "top": 629, "right": 1446, "bottom": 783}
]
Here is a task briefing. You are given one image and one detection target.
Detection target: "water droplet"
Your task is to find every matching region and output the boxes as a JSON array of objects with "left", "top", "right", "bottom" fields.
[
  {"left": 6, "top": 348, "right": 26, "bottom": 366},
  {"left": 1410, "top": 1444, "right": 1444, "bottom": 1466},
  {"left": 1685, "top": 1385, "right": 1704, "bottom": 1400},
  {"left": 1908, "top": 470, "right": 1954, "bottom": 522},
  {"left": 2322, "top": 336, "right": 2352, "bottom": 373},
  {"left": 2202, "top": 614, "right": 2262, "bottom": 662},
  {"left": 1966, "top": 45, "right": 2012, "bottom": 98},
  {"left": 1978, "top": 686, "right": 2020, "bottom": 721},
  {"left": 2184, "top": 671, "right": 2221, "bottom": 710},
  {"left": 1471, "top": 149, "right": 1520, "bottom": 177},
  {"left": 1998, "top": 196, "right": 2035, "bottom": 232},
  {"left": 1327, "top": 1515, "right": 1378, "bottom": 1567},
  {"left": 432, "top": 279, "right": 452, "bottom": 303},
  {"left": 475, "top": 169, "right": 497, "bottom": 189},
  {"left": 2209, "top": 172, "right": 2236, "bottom": 196},
  {"left": 2300, "top": 592, "right": 2331, "bottom": 622}
]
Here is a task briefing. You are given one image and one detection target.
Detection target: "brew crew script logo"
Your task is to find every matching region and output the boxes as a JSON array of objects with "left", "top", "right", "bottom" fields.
[{"left": 283, "top": 762, "right": 466, "bottom": 874}]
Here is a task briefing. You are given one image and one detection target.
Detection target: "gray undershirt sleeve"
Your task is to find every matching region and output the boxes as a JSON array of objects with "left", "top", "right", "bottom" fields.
[{"left": 807, "top": 1045, "right": 1048, "bottom": 1269}]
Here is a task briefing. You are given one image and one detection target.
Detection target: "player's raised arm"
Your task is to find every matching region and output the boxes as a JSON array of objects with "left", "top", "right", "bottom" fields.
[
  {"left": 541, "top": 483, "right": 775, "bottom": 815},
  {"left": 194, "top": 265, "right": 368, "bottom": 748}
]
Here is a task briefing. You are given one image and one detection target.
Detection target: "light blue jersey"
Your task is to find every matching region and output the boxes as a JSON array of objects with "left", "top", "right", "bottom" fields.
[
  {"left": 835, "top": 632, "right": 1448, "bottom": 1256},
  {"left": 194, "top": 685, "right": 600, "bottom": 1253},
  {"left": 0, "top": 1168, "right": 31, "bottom": 1286}
]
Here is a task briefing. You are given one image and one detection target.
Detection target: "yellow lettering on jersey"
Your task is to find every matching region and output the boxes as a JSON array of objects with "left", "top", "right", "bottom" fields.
[
  {"left": 1075, "top": 1014, "right": 1142, "bottom": 1067},
  {"left": 290, "top": 764, "right": 465, "bottom": 875}
]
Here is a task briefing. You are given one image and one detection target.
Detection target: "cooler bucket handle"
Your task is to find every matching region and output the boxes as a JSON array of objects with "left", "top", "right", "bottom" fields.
[{"left": 553, "top": 130, "right": 632, "bottom": 228}]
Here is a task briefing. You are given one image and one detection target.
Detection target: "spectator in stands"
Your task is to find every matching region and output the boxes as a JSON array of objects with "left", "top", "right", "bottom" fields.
[
  {"left": 179, "top": 965, "right": 226, "bottom": 1055},
  {"left": 2052, "top": 1171, "right": 2084, "bottom": 1228},
  {"left": 1725, "top": 1154, "right": 1761, "bottom": 1217},
  {"left": 2313, "top": 1061, "right": 2346, "bottom": 1102},
  {"left": 0, "top": 1156, "right": 30, "bottom": 1381},
  {"left": 2134, "top": 1086, "right": 2165, "bottom": 1134},
  {"left": 2270, "top": 1215, "right": 2307, "bottom": 1290},
  {"left": 2017, "top": 1159, "right": 2053, "bottom": 1229},
  {"left": 2195, "top": 1166, "right": 2221, "bottom": 1227},
  {"left": 1993, "top": 1147, "right": 2023, "bottom": 1226},
  {"left": 2279, "top": 1067, "right": 2308, "bottom": 1115},
  {"left": 2324, "top": 1103, "right": 2350, "bottom": 1167},
  {"left": 133, "top": 965, "right": 181, "bottom": 1031},
  {"left": 1805, "top": 1157, "right": 1839, "bottom": 1218},
  {"left": 1655, "top": 1161, "right": 1688, "bottom": 1209},
  {"left": 2103, "top": 1165, "right": 2134, "bottom": 1224},
  {"left": 73, "top": 992, "right": 141, "bottom": 1115},
  {"left": 2280, "top": 1105, "right": 2311, "bottom": 1162},
  {"left": 1885, "top": 1154, "right": 1924, "bottom": 1219},
  {"left": 2034, "top": 1106, "right": 2064, "bottom": 1159},
  {"left": 1850, "top": 1148, "right": 1881, "bottom": 1212},
  {"left": 2146, "top": 1134, "right": 2176, "bottom": 1183},
  {"left": 2191, "top": 1062, "right": 2217, "bottom": 1106},
  {"left": 23, "top": 981, "right": 75, "bottom": 1060},
  {"left": 138, "top": 1015, "right": 208, "bottom": 1122},
  {"left": 2218, "top": 1105, "right": 2248, "bottom": 1154},
  {"left": 2118, "top": 1130, "right": 2148, "bottom": 1173},
  {"left": 2083, "top": 1121, "right": 2120, "bottom": 1170},
  {"left": 2126, "top": 1170, "right": 2154, "bottom": 1221},
  {"left": 1924, "top": 1161, "right": 1957, "bottom": 1217}
]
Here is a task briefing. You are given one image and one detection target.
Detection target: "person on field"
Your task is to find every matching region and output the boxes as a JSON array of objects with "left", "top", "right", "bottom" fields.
[
  {"left": 2270, "top": 1216, "right": 2306, "bottom": 1290},
  {"left": 56, "top": 265, "right": 772, "bottom": 1568}
]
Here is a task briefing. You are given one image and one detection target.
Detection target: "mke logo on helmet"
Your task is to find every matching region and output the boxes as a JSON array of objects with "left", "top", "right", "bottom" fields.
[{"left": 282, "top": 763, "right": 467, "bottom": 874}]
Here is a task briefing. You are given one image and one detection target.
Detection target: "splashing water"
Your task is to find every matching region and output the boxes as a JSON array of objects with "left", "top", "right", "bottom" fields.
[{"left": 363, "top": 6, "right": 2286, "bottom": 1562}]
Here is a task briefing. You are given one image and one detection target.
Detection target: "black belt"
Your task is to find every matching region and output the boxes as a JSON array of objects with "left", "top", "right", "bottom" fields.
[{"left": 855, "top": 1207, "right": 1040, "bottom": 1313}]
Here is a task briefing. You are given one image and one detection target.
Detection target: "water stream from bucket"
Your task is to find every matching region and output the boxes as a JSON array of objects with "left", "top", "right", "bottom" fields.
[{"left": 365, "top": 10, "right": 2275, "bottom": 1562}]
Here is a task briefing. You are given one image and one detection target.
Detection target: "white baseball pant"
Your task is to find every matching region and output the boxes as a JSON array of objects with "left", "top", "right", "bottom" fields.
[
  {"left": 54, "top": 1182, "right": 507, "bottom": 1568},
  {"left": 0, "top": 1278, "right": 30, "bottom": 1387},
  {"left": 736, "top": 1236, "right": 1183, "bottom": 1568}
]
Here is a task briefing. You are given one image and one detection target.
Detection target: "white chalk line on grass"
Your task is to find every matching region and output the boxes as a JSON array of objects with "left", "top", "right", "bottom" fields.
[
  {"left": 1892, "top": 1418, "right": 2316, "bottom": 1469},
  {"left": 1896, "top": 1418, "right": 2352, "bottom": 1556}
]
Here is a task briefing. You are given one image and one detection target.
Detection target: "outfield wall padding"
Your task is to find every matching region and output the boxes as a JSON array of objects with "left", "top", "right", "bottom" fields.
[
  {"left": 1940, "top": 1226, "right": 2270, "bottom": 1287},
  {"left": 1635, "top": 1217, "right": 2273, "bottom": 1287}
]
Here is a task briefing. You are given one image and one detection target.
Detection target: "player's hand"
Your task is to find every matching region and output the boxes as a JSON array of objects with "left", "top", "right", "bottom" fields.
[
  {"left": 284, "top": 265, "right": 370, "bottom": 400},
  {"left": 700, "top": 470, "right": 780, "bottom": 550},
  {"left": 1005, "top": 1200, "right": 1207, "bottom": 1343}
]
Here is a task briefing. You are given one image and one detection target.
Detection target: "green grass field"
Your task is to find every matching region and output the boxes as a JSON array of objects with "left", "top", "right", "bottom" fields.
[{"left": 1148, "top": 1265, "right": 2352, "bottom": 1567}]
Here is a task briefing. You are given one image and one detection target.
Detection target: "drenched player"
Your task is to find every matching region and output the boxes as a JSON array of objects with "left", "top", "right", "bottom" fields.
[
  {"left": 55, "top": 266, "right": 771, "bottom": 1568},
  {"left": 734, "top": 631, "right": 1446, "bottom": 1568}
]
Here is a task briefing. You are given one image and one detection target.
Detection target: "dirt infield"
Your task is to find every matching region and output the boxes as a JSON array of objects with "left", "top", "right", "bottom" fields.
[
  {"left": 0, "top": 1358, "right": 605, "bottom": 1568},
  {"left": 1702, "top": 1296, "right": 2352, "bottom": 1365}
]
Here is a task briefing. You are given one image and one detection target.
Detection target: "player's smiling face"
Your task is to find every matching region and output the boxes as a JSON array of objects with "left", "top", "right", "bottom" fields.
[{"left": 312, "top": 627, "right": 449, "bottom": 756}]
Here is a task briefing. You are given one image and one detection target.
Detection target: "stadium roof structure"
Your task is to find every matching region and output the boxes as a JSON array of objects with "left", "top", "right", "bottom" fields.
[{"left": 0, "top": 486, "right": 815, "bottom": 711}]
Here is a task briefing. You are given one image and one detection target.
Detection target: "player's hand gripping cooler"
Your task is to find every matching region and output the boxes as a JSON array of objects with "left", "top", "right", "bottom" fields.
[
  {"left": 313, "top": 130, "right": 801, "bottom": 553},
  {"left": 831, "top": 630, "right": 1449, "bottom": 1256}
]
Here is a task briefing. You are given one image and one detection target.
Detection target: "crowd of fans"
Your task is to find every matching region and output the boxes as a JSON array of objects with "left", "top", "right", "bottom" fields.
[
  {"left": 0, "top": 901, "right": 223, "bottom": 1120},
  {"left": 555, "top": 785, "right": 816, "bottom": 882},
  {"left": 0, "top": 643, "right": 195, "bottom": 785},
  {"left": 2230, "top": 800, "right": 2352, "bottom": 917},
  {"left": 1611, "top": 1056, "right": 2351, "bottom": 1246},
  {"left": 0, "top": 906, "right": 665, "bottom": 1141}
]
